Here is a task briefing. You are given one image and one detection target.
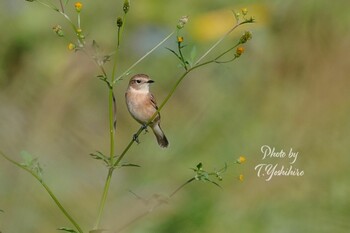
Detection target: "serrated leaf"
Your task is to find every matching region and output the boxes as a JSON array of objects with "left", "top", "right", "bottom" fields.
[{"left": 57, "top": 227, "right": 78, "bottom": 233}]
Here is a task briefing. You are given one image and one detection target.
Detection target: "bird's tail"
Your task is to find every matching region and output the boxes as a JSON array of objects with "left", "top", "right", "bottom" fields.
[{"left": 152, "top": 123, "right": 169, "bottom": 148}]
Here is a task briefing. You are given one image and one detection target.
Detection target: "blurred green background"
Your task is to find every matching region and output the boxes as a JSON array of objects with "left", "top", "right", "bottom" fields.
[{"left": 1, "top": 0, "right": 350, "bottom": 232}]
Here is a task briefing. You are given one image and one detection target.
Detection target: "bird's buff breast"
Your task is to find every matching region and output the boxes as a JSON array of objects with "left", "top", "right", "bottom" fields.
[{"left": 126, "top": 91, "right": 156, "bottom": 124}]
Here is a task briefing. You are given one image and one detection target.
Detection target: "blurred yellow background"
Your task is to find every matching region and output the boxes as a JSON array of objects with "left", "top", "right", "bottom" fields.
[{"left": 1, "top": 0, "right": 350, "bottom": 232}]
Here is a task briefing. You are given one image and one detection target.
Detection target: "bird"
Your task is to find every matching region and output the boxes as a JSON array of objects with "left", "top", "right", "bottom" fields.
[{"left": 125, "top": 74, "right": 169, "bottom": 148}]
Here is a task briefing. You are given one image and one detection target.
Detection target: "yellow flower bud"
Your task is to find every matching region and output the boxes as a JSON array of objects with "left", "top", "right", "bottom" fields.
[
  {"left": 74, "top": 2, "right": 83, "bottom": 12},
  {"left": 237, "top": 156, "right": 246, "bottom": 164},
  {"left": 236, "top": 47, "right": 245, "bottom": 57},
  {"left": 238, "top": 174, "right": 244, "bottom": 182},
  {"left": 177, "top": 36, "right": 184, "bottom": 43},
  {"left": 241, "top": 8, "right": 248, "bottom": 15},
  {"left": 68, "top": 43, "right": 76, "bottom": 51}
]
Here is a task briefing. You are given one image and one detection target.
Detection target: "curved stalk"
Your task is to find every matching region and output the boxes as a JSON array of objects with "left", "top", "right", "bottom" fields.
[{"left": 0, "top": 151, "right": 84, "bottom": 233}]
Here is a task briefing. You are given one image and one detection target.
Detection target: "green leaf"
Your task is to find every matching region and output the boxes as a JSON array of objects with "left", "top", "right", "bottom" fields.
[
  {"left": 57, "top": 227, "right": 78, "bottom": 233},
  {"left": 20, "top": 151, "right": 33, "bottom": 166},
  {"left": 90, "top": 151, "right": 110, "bottom": 166},
  {"left": 165, "top": 47, "right": 182, "bottom": 61},
  {"left": 20, "top": 151, "right": 43, "bottom": 180},
  {"left": 64, "top": 0, "right": 70, "bottom": 6},
  {"left": 207, "top": 179, "right": 222, "bottom": 188},
  {"left": 89, "top": 230, "right": 108, "bottom": 233},
  {"left": 120, "top": 163, "right": 141, "bottom": 168}
]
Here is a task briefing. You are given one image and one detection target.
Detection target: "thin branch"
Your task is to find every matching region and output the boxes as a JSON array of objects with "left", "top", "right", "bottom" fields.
[
  {"left": 0, "top": 151, "right": 84, "bottom": 233},
  {"left": 114, "top": 31, "right": 175, "bottom": 83},
  {"left": 194, "top": 20, "right": 251, "bottom": 65},
  {"left": 169, "top": 177, "right": 196, "bottom": 197},
  {"left": 58, "top": 0, "right": 64, "bottom": 13}
]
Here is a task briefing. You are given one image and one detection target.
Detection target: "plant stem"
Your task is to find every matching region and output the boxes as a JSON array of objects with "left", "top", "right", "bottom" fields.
[
  {"left": 78, "top": 12, "right": 81, "bottom": 29},
  {"left": 194, "top": 21, "right": 247, "bottom": 65},
  {"left": 94, "top": 10, "right": 130, "bottom": 231},
  {"left": 114, "top": 31, "right": 175, "bottom": 83},
  {"left": 94, "top": 167, "right": 114, "bottom": 229},
  {"left": 58, "top": 0, "right": 64, "bottom": 13},
  {"left": 113, "top": 127, "right": 144, "bottom": 167},
  {"left": 169, "top": 177, "right": 195, "bottom": 197},
  {"left": 115, "top": 177, "right": 196, "bottom": 232},
  {"left": 0, "top": 151, "right": 84, "bottom": 233}
]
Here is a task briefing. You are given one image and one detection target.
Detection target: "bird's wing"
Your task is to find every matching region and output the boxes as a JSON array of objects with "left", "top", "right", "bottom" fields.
[
  {"left": 149, "top": 93, "right": 161, "bottom": 121},
  {"left": 149, "top": 93, "right": 158, "bottom": 110}
]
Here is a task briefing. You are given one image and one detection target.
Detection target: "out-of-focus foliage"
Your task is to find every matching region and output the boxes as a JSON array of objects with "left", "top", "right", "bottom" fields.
[{"left": 1, "top": 0, "right": 350, "bottom": 232}]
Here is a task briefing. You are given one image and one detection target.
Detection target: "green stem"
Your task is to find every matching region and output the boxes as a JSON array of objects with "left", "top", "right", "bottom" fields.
[
  {"left": 194, "top": 21, "right": 247, "bottom": 65},
  {"left": 169, "top": 177, "right": 196, "bottom": 197},
  {"left": 115, "top": 177, "right": 196, "bottom": 232},
  {"left": 108, "top": 88, "right": 116, "bottom": 162},
  {"left": 35, "top": 0, "right": 84, "bottom": 45},
  {"left": 58, "top": 0, "right": 64, "bottom": 13},
  {"left": 114, "top": 31, "right": 175, "bottom": 84},
  {"left": 77, "top": 12, "right": 81, "bottom": 29},
  {"left": 94, "top": 167, "right": 114, "bottom": 229},
  {"left": 94, "top": 10, "right": 129, "bottom": 231},
  {"left": 113, "top": 127, "right": 144, "bottom": 167},
  {"left": 0, "top": 151, "right": 84, "bottom": 233},
  {"left": 111, "top": 14, "right": 126, "bottom": 83}
]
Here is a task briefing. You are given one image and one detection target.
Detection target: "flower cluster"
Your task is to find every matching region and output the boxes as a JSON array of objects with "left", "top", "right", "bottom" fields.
[
  {"left": 239, "top": 31, "right": 253, "bottom": 44},
  {"left": 52, "top": 25, "right": 64, "bottom": 37},
  {"left": 177, "top": 16, "right": 189, "bottom": 29}
]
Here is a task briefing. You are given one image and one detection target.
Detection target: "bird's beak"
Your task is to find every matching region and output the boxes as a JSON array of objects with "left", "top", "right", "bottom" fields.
[{"left": 147, "top": 80, "right": 155, "bottom": 83}]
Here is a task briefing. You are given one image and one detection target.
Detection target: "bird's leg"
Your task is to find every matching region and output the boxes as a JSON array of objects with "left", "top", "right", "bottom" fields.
[{"left": 142, "top": 124, "right": 148, "bottom": 134}]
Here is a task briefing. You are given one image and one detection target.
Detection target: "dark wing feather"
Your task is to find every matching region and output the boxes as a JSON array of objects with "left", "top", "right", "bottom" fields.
[
  {"left": 149, "top": 93, "right": 158, "bottom": 110},
  {"left": 149, "top": 93, "right": 161, "bottom": 121}
]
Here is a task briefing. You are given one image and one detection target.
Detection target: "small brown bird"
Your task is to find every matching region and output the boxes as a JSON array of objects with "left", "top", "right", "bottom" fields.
[{"left": 125, "top": 74, "right": 169, "bottom": 148}]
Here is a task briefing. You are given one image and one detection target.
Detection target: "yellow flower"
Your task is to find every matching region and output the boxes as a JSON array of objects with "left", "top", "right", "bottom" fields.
[
  {"left": 237, "top": 156, "right": 246, "bottom": 164},
  {"left": 75, "top": 2, "right": 83, "bottom": 12},
  {"left": 177, "top": 36, "right": 184, "bottom": 43},
  {"left": 238, "top": 174, "right": 244, "bottom": 182},
  {"left": 242, "top": 8, "right": 248, "bottom": 15},
  {"left": 68, "top": 43, "right": 76, "bottom": 51},
  {"left": 236, "top": 47, "right": 245, "bottom": 56}
]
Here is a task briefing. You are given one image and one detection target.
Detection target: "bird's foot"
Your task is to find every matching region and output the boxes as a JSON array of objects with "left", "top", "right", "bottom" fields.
[
  {"left": 142, "top": 124, "right": 148, "bottom": 134},
  {"left": 133, "top": 134, "right": 140, "bottom": 144}
]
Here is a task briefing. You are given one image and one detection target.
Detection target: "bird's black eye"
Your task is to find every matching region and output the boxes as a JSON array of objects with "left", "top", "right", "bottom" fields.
[{"left": 136, "top": 79, "right": 141, "bottom": 84}]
